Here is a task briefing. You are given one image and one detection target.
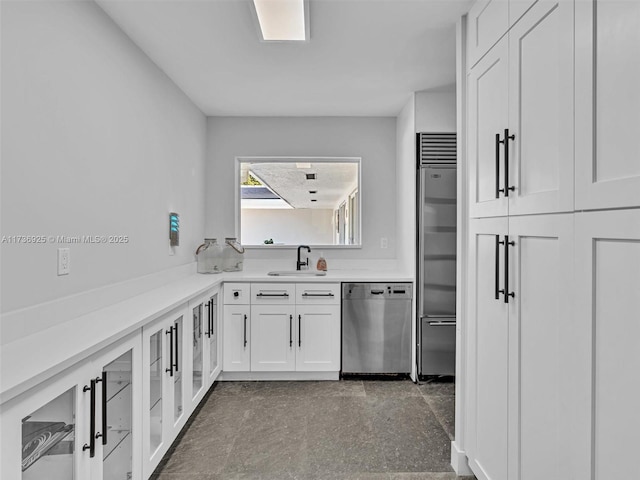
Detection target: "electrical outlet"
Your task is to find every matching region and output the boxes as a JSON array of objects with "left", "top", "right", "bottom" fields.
[
  {"left": 380, "top": 237, "right": 388, "bottom": 249},
  {"left": 58, "top": 248, "right": 70, "bottom": 275}
]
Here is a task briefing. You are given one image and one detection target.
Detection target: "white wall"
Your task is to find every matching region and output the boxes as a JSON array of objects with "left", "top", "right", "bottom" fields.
[
  {"left": 415, "top": 87, "right": 457, "bottom": 132},
  {"left": 241, "top": 208, "right": 334, "bottom": 245},
  {"left": 206, "top": 117, "right": 397, "bottom": 264},
  {"left": 0, "top": 1, "right": 207, "bottom": 313}
]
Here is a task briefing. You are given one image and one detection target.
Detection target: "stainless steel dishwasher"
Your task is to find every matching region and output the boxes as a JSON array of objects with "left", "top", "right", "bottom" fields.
[{"left": 342, "top": 283, "right": 413, "bottom": 374}]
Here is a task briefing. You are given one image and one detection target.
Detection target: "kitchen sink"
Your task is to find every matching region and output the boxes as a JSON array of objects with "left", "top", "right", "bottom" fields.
[{"left": 267, "top": 270, "right": 327, "bottom": 276}]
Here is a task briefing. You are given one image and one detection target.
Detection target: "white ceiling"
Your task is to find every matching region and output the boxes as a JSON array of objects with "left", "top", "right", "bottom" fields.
[{"left": 95, "top": 0, "right": 471, "bottom": 116}]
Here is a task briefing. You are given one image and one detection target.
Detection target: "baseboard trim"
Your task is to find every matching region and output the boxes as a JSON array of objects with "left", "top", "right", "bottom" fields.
[
  {"left": 219, "top": 371, "right": 339, "bottom": 381},
  {"left": 450, "top": 440, "right": 474, "bottom": 476}
]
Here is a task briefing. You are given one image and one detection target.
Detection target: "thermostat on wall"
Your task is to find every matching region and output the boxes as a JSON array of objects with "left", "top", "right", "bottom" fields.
[{"left": 169, "top": 212, "right": 179, "bottom": 246}]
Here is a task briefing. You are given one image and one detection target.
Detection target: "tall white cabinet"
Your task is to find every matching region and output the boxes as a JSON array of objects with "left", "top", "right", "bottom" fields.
[{"left": 463, "top": 1, "right": 640, "bottom": 479}]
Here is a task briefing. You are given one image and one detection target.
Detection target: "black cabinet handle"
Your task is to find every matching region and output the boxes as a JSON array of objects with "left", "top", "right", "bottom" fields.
[
  {"left": 495, "top": 235, "right": 501, "bottom": 300},
  {"left": 503, "top": 235, "right": 515, "bottom": 303},
  {"left": 204, "top": 301, "right": 211, "bottom": 338},
  {"left": 100, "top": 372, "right": 107, "bottom": 445},
  {"left": 498, "top": 129, "right": 515, "bottom": 197},
  {"left": 301, "top": 292, "right": 335, "bottom": 297},
  {"left": 173, "top": 324, "right": 179, "bottom": 372},
  {"left": 256, "top": 292, "right": 289, "bottom": 297},
  {"left": 209, "top": 300, "right": 214, "bottom": 338},
  {"left": 165, "top": 328, "right": 174, "bottom": 376},
  {"left": 82, "top": 379, "right": 96, "bottom": 457},
  {"left": 298, "top": 315, "right": 302, "bottom": 348},
  {"left": 495, "top": 133, "right": 501, "bottom": 199},
  {"left": 289, "top": 314, "right": 293, "bottom": 347},
  {"left": 243, "top": 314, "right": 247, "bottom": 347}
]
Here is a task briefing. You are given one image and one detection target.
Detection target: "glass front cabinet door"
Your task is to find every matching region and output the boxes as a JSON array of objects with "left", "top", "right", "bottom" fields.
[
  {"left": 0, "top": 332, "right": 141, "bottom": 480},
  {"left": 141, "top": 306, "right": 187, "bottom": 479},
  {"left": 189, "top": 288, "right": 221, "bottom": 407}
]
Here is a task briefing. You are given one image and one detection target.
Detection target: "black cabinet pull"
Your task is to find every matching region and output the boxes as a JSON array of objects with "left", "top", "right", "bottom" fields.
[
  {"left": 498, "top": 129, "right": 516, "bottom": 197},
  {"left": 204, "top": 301, "right": 211, "bottom": 338},
  {"left": 256, "top": 292, "right": 289, "bottom": 297},
  {"left": 301, "top": 292, "right": 335, "bottom": 297},
  {"left": 495, "top": 235, "right": 501, "bottom": 300},
  {"left": 165, "top": 328, "right": 174, "bottom": 376},
  {"left": 495, "top": 133, "right": 501, "bottom": 199},
  {"left": 173, "top": 324, "right": 179, "bottom": 372},
  {"left": 503, "top": 235, "right": 515, "bottom": 303},
  {"left": 82, "top": 379, "right": 96, "bottom": 457},
  {"left": 289, "top": 314, "right": 293, "bottom": 347},
  {"left": 298, "top": 314, "right": 302, "bottom": 348},
  {"left": 243, "top": 314, "right": 247, "bottom": 347},
  {"left": 100, "top": 372, "right": 107, "bottom": 446},
  {"left": 209, "top": 300, "right": 214, "bottom": 338}
]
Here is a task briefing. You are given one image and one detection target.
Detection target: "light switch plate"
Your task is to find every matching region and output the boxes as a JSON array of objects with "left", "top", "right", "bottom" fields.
[
  {"left": 58, "top": 248, "right": 70, "bottom": 275},
  {"left": 380, "top": 237, "right": 388, "bottom": 249}
]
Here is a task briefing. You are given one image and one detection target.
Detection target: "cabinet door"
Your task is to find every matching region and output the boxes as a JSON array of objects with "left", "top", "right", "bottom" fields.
[
  {"left": 1, "top": 364, "right": 92, "bottom": 480},
  {"left": 507, "top": 214, "right": 582, "bottom": 480},
  {"left": 467, "top": 0, "right": 509, "bottom": 68},
  {"left": 141, "top": 307, "right": 187, "bottom": 478},
  {"left": 251, "top": 305, "right": 296, "bottom": 372},
  {"left": 93, "top": 333, "right": 141, "bottom": 480},
  {"left": 575, "top": 210, "right": 640, "bottom": 480},
  {"left": 296, "top": 305, "right": 341, "bottom": 372},
  {"left": 189, "top": 297, "right": 206, "bottom": 404},
  {"left": 507, "top": 0, "right": 574, "bottom": 215},
  {"left": 222, "top": 305, "right": 250, "bottom": 372},
  {"left": 205, "top": 291, "right": 221, "bottom": 386},
  {"left": 468, "top": 38, "right": 509, "bottom": 218},
  {"left": 466, "top": 217, "right": 509, "bottom": 480},
  {"left": 575, "top": 0, "right": 640, "bottom": 210}
]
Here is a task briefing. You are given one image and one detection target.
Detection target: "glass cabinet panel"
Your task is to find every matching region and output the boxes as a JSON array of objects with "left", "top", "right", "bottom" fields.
[
  {"left": 192, "top": 304, "right": 203, "bottom": 398},
  {"left": 22, "top": 388, "right": 75, "bottom": 480},
  {"left": 209, "top": 294, "right": 218, "bottom": 375},
  {"left": 173, "top": 317, "right": 183, "bottom": 423},
  {"left": 102, "top": 350, "right": 132, "bottom": 480},
  {"left": 149, "top": 330, "right": 163, "bottom": 455}
]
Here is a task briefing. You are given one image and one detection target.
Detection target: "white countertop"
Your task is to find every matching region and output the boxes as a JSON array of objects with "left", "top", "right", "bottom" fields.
[{"left": 0, "top": 268, "right": 413, "bottom": 404}]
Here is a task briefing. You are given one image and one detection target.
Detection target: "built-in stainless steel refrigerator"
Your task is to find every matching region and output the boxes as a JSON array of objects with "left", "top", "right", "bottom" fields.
[{"left": 417, "top": 132, "right": 457, "bottom": 377}]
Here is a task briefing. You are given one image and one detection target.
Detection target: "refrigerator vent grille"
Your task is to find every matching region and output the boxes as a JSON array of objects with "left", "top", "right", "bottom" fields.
[{"left": 418, "top": 133, "right": 457, "bottom": 164}]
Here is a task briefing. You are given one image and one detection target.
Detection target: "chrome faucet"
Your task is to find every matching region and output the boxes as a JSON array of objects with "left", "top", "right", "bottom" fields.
[{"left": 297, "top": 245, "right": 311, "bottom": 270}]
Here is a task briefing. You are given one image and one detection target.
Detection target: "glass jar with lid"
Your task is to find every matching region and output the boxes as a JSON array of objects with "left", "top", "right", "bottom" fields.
[{"left": 222, "top": 237, "right": 245, "bottom": 272}]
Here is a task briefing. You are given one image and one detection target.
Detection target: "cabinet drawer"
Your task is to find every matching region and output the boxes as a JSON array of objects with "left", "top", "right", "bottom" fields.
[
  {"left": 251, "top": 283, "right": 295, "bottom": 305},
  {"left": 223, "top": 283, "right": 251, "bottom": 304},
  {"left": 296, "top": 283, "right": 340, "bottom": 304}
]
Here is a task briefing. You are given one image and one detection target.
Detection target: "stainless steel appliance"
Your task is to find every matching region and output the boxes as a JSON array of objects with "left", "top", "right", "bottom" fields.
[
  {"left": 417, "top": 132, "right": 457, "bottom": 377},
  {"left": 342, "top": 283, "right": 412, "bottom": 374}
]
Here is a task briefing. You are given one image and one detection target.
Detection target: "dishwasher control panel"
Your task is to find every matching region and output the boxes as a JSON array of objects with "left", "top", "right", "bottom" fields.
[{"left": 342, "top": 283, "right": 413, "bottom": 300}]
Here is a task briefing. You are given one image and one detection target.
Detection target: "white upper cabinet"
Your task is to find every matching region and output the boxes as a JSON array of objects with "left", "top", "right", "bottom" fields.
[
  {"left": 575, "top": 0, "right": 640, "bottom": 210},
  {"left": 507, "top": 0, "right": 574, "bottom": 215},
  {"left": 468, "top": 38, "right": 510, "bottom": 218},
  {"left": 467, "top": 0, "right": 538, "bottom": 68},
  {"left": 468, "top": 0, "right": 575, "bottom": 218}
]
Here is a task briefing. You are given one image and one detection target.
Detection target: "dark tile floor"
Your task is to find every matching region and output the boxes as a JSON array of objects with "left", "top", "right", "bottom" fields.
[{"left": 152, "top": 379, "right": 474, "bottom": 480}]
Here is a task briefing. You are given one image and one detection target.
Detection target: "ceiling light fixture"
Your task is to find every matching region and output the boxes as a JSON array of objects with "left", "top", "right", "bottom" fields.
[{"left": 253, "top": 0, "right": 308, "bottom": 42}]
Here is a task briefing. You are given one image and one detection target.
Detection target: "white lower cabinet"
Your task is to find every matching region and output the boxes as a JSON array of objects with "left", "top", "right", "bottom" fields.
[
  {"left": 222, "top": 304, "right": 251, "bottom": 372},
  {"left": 467, "top": 214, "right": 579, "bottom": 480},
  {"left": 296, "top": 305, "right": 340, "bottom": 372},
  {"left": 222, "top": 282, "right": 340, "bottom": 375},
  {"left": 142, "top": 306, "right": 188, "bottom": 479},
  {"left": 188, "top": 287, "right": 222, "bottom": 406},
  {"left": 0, "top": 332, "right": 141, "bottom": 480}
]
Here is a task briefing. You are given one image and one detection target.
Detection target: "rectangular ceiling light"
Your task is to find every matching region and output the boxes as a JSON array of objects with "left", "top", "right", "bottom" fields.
[{"left": 253, "top": 0, "right": 307, "bottom": 41}]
